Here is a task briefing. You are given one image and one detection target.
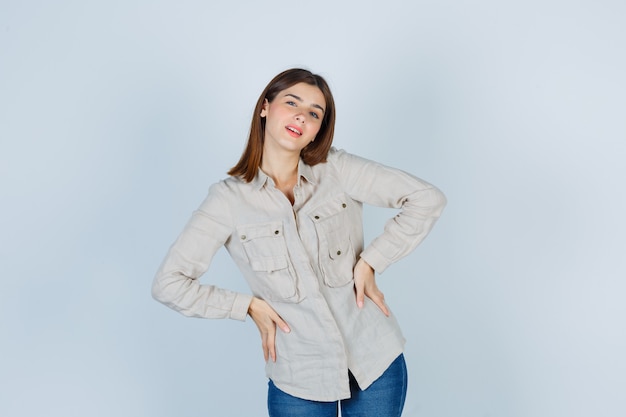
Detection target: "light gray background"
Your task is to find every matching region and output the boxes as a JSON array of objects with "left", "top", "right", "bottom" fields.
[{"left": 1, "top": 1, "right": 625, "bottom": 416}]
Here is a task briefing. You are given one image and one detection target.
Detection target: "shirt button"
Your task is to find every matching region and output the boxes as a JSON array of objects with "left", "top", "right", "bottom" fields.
[
  {"left": 314, "top": 215, "right": 320, "bottom": 220},
  {"left": 342, "top": 203, "right": 347, "bottom": 208},
  {"left": 274, "top": 230, "right": 280, "bottom": 235},
  {"left": 336, "top": 250, "right": 342, "bottom": 256},
  {"left": 240, "top": 235, "right": 246, "bottom": 240}
]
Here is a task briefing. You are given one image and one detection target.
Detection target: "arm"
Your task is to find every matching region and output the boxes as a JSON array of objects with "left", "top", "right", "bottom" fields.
[
  {"left": 331, "top": 149, "right": 447, "bottom": 310},
  {"left": 332, "top": 148, "right": 447, "bottom": 273},
  {"left": 152, "top": 182, "right": 291, "bottom": 360},
  {"left": 151, "top": 182, "right": 252, "bottom": 321}
]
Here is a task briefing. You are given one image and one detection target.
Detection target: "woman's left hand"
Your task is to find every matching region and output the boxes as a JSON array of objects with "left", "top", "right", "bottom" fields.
[{"left": 353, "top": 258, "right": 390, "bottom": 316}]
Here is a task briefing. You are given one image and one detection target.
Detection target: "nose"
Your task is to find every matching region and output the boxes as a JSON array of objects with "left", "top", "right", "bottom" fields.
[{"left": 295, "top": 113, "right": 305, "bottom": 124}]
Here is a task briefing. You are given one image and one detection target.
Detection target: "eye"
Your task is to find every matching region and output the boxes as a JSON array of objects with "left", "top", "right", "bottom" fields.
[
  {"left": 286, "top": 101, "right": 296, "bottom": 106},
  {"left": 310, "top": 111, "right": 320, "bottom": 119}
]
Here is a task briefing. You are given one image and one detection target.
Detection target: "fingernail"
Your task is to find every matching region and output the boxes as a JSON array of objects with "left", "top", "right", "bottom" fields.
[
  {"left": 283, "top": 326, "right": 291, "bottom": 333},
  {"left": 358, "top": 301, "right": 363, "bottom": 308}
]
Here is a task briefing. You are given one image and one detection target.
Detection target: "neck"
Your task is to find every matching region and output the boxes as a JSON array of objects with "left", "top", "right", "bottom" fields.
[{"left": 260, "top": 149, "right": 300, "bottom": 187}]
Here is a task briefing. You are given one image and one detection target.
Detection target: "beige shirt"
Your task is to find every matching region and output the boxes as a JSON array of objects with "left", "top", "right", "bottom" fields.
[{"left": 152, "top": 148, "right": 446, "bottom": 401}]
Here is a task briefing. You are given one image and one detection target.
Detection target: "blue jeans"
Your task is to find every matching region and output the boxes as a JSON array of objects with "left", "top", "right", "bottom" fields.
[{"left": 267, "top": 354, "right": 408, "bottom": 417}]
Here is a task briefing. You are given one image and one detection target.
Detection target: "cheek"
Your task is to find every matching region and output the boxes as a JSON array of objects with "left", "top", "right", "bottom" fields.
[
  {"left": 264, "top": 105, "right": 281, "bottom": 121},
  {"left": 311, "top": 124, "right": 323, "bottom": 138}
]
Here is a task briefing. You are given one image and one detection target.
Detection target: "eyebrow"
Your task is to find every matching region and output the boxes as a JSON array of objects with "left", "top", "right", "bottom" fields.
[{"left": 284, "top": 93, "right": 325, "bottom": 113}]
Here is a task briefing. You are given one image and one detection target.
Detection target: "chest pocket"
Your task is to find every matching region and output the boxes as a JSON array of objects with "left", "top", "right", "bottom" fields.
[
  {"left": 308, "top": 195, "right": 356, "bottom": 287},
  {"left": 237, "top": 221, "right": 302, "bottom": 303}
]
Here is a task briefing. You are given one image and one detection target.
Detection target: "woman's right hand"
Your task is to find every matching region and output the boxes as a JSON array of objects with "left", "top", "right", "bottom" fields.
[{"left": 247, "top": 297, "right": 290, "bottom": 362}]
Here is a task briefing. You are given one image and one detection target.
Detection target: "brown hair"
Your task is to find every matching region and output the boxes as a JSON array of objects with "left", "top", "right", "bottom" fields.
[{"left": 228, "top": 68, "right": 336, "bottom": 182}]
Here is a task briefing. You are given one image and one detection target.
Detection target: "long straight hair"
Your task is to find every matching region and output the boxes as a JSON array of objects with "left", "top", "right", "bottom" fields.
[{"left": 228, "top": 68, "right": 336, "bottom": 182}]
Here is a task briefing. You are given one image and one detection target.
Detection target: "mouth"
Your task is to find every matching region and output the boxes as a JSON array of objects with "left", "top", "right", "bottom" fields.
[{"left": 285, "top": 125, "right": 303, "bottom": 137}]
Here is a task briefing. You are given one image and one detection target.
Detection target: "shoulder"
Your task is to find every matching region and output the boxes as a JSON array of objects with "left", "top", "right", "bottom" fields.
[
  {"left": 203, "top": 176, "right": 252, "bottom": 203},
  {"left": 312, "top": 147, "right": 349, "bottom": 177},
  {"left": 325, "top": 146, "right": 357, "bottom": 167},
  {"left": 211, "top": 175, "right": 249, "bottom": 192},
  {"left": 325, "top": 147, "right": 374, "bottom": 170},
  {"left": 197, "top": 176, "right": 253, "bottom": 220},
  {"left": 326, "top": 146, "right": 346, "bottom": 162}
]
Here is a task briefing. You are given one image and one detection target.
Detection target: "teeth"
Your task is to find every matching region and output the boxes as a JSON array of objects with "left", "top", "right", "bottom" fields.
[{"left": 287, "top": 127, "right": 301, "bottom": 135}]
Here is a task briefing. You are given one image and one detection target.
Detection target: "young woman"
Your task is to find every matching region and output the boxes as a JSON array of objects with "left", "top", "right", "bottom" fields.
[{"left": 152, "top": 68, "right": 446, "bottom": 417}]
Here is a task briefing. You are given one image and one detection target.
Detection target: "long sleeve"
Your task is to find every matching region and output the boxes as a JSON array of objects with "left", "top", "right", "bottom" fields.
[
  {"left": 330, "top": 149, "right": 447, "bottom": 273},
  {"left": 151, "top": 149, "right": 445, "bottom": 401},
  {"left": 151, "top": 182, "right": 253, "bottom": 321}
]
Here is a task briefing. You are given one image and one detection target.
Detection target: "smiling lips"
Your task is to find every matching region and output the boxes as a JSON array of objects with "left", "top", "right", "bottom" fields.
[{"left": 285, "top": 125, "right": 303, "bottom": 137}]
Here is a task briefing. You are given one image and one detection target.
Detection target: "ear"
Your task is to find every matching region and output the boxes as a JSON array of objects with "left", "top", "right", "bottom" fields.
[{"left": 260, "top": 98, "right": 269, "bottom": 118}]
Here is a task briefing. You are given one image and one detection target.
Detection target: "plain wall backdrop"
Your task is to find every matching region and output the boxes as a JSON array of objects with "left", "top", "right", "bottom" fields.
[{"left": 1, "top": 1, "right": 625, "bottom": 416}]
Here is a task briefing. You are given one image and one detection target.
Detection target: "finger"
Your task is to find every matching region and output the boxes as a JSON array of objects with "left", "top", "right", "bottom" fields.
[
  {"left": 355, "top": 280, "right": 365, "bottom": 309},
  {"left": 367, "top": 288, "right": 390, "bottom": 316},
  {"left": 266, "top": 325, "right": 277, "bottom": 362},
  {"left": 261, "top": 333, "right": 269, "bottom": 362},
  {"left": 374, "top": 294, "right": 390, "bottom": 317}
]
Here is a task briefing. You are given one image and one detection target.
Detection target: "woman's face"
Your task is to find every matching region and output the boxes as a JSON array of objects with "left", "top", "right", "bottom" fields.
[{"left": 261, "top": 82, "right": 326, "bottom": 156}]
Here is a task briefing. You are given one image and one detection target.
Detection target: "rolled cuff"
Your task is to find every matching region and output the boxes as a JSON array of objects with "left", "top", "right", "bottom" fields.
[
  {"left": 359, "top": 245, "right": 392, "bottom": 275},
  {"left": 230, "top": 293, "right": 254, "bottom": 321}
]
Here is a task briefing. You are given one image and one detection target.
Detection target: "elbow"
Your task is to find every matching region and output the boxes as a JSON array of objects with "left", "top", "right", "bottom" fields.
[
  {"left": 425, "top": 186, "right": 447, "bottom": 217},
  {"left": 151, "top": 274, "right": 173, "bottom": 305},
  {"left": 151, "top": 270, "right": 195, "bottom": 311},
  {"left": 151, "top": 278, "right": 165, "bottom": 303},
  {"left": 436, "top": 188, "right": 447, "bottom": 212}
]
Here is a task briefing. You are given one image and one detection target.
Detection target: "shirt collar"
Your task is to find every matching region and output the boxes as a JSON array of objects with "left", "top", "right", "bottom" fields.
[
  {"left": 250, "top": 158, "right": 317, "bottom": 190},
  {"left": 251, "top": 169, "right": 270, "bottom": 190},
  {"left": 298, "top": 159, "right": 317, "bottom": 186}
]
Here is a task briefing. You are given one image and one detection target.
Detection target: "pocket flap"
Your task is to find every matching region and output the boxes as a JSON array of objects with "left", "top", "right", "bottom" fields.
[
  {"left": 307, "top": 195, "right": 349, "bottom": 223},
  {"left": 237, "top": 221, "right": 284, "bottom": 242}
]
